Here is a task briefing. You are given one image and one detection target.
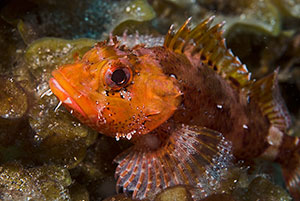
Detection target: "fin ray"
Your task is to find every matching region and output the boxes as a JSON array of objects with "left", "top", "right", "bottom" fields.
[
  {"left": 115, "top": 148, "right": 134, "bottom": 177},
  {"left": 173, "top": 139, "right": 203, "bottom": 184},
  {"left": 164, "top": 17, "right": 250, "bottom": 87},
  {"left": 275, "top": 134, "right": 300, "bottom": 200},
  {"left": 163, "top": 142, "right": 184, "bottom": 184},
  {"left": 179, "top": 134, "right": 214, "bottom": 169},
  {"left": 114, "top": 125, "right": 233, "bottom": 200},
  {"left": 168, "top": 17, "right": 192, "bottom": 51},
  {"left": 249, "top": 69, "right": 291, "bottom": 131}
]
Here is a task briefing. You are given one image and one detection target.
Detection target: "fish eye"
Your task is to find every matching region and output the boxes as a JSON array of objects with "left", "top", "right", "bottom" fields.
[
  {"left": 111, "top": 69, "right": 127, "bottom": 85},
  {"left": 104, "top": 66, "right": 132, "bottom": 90}
]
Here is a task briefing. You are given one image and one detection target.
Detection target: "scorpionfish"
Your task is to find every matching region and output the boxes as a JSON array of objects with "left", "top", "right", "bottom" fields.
[{"left": 49, "top": 17, "right": 299, "bottom": 200}]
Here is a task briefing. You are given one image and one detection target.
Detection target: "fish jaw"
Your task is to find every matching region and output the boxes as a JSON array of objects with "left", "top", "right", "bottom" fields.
[{"left": 49, "top": 69, "right": 98, "bottom": 122}]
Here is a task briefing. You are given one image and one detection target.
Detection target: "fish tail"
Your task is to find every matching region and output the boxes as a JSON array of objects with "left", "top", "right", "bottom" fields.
[
  {"left": 274, "top": 134, "right": 300, "bottom": 200},
  {"left": 114, "top": 125, "right": 233, "bottom": 200},
  {"left": 249, "top": 70, "right": 299, "bottom": 198}
]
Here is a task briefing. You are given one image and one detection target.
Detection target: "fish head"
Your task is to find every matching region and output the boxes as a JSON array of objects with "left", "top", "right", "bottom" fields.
[{"left": 49, "top": 42, "right": 182, "bottom": 139}]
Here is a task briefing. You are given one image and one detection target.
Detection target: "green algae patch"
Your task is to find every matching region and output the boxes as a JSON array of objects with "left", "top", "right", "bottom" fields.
[
  {"left": 103, "top": 194, "right": 136, "bottom": 201},
  {"left": 155, "top": 186, "right": 192, "bottom": 201},
  {"left": 200, "top": 194, "right": 237, "bottom": 201},
  {"left": 28, "top": 95, "right": 98, "bottom": 169},
  {"left": 218, "top": 0, "right": 281, "bottom": 36},
  {"left": 0, "top": 163, "right": 72, "bottom": 201},
  {"left": 246, "top": 177, "right": 292, "bottom": 201},
  {"left": 25, "top": 38, "right": 96, "bottom": 81},
  {"left": 0, "top": 77, "right": 28, "bottom": 119},
  {"left": 122, "top": 0, "right": 156, "bottom": 21},
  {"left": 273, "top": 0, "right": 300, "bottom": 18},
  {"left": 21, "top": 37, "right": 99, "bottom": 168}
]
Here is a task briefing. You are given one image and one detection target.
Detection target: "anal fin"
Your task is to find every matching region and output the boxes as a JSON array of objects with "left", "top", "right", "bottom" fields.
[
  {"left": 250, "top": 69, "right": 291, "bottom": 132},
  {"left": 114, "top": 125, "right": 233, "bottom": 200}
]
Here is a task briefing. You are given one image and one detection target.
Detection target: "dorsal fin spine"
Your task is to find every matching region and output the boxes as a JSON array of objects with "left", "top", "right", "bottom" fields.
[
  {"left": 188, "top": 16, "right": 215, "bottom": 39},
  {"left": 168, "top": 17, "right": 192, "bottom": 51},
  {"left": 164, "top": 16, "right": 251, "bottom": 87},
  {"left": 164, "top": 24, "right": 175, "bottom": 48}
]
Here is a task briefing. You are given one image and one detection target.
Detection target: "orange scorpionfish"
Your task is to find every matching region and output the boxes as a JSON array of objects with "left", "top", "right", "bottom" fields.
[{"left": 49, "top": 17, "right": 299, "bottom": 200}]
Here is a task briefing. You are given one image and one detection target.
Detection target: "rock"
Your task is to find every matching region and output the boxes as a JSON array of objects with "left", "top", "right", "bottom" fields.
[
  {"left": 155, "top": 186, "right": 192, "bottom": 201},
  {"left": 69, "top": 183, "right": 90, "bottom": 201},
  {"left": 0, "top": 163, "right": 72, "bottom": 201},
  {"left": 246, "top": 176, "right": 292, "bottom": 201},
  {"left": 71, "top": 136, "right": 131, "bottom": 200},
  {"left": 200, "top": 193, "right": 237, "bottom": 201},
  {"left": 25, "top": 37, "right": 96, "bottom": 88},
  {"left": 28, "top": 95, "right": 98, "bottom": 168},
  {"left": 273, "top": 0, "right": 300, "bottom": 18},
  {"left": 103, "top": 194, "right": 135, "bottom": 201},
  {"left": 0, "top": 76, "right": 28, "bottom": 119}
]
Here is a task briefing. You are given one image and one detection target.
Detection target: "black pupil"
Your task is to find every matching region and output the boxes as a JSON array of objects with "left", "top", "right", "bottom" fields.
[{"left": 111, "top": 69, "right": 127, "bottom": 85}]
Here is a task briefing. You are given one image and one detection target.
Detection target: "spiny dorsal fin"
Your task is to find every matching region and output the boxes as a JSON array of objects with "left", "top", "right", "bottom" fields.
[
  {"left": 250, "top": 69, "right": 291, "bottom": 131},
  {"left": 114, "top": 125, "right": 233, "bottom": 200},
  {"left": 164, "top": 17, "right": 250, "bottom": 87}
]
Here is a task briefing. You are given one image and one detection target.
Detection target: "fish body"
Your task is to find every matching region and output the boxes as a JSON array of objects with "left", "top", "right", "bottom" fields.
[{"left": 49, "top": 17, "right": 299, "bottom": 200}]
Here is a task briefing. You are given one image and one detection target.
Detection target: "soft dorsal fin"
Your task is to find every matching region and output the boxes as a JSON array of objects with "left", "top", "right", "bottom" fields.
[
  {"left": 164, "top": 16, "right": 251, "bottom": 87},
  {"left": 250, "top": 69, "right": 291, "bottom": 131}
]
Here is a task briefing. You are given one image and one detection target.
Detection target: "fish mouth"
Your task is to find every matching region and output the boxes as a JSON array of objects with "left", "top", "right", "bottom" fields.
[{"left": 49, "top": 70, "right": 96, "bottom": 119}]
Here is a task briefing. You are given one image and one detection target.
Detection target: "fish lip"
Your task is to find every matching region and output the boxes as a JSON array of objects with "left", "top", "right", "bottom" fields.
[{"left": 49, "top": 71, "right": 89, "bottom": 119}]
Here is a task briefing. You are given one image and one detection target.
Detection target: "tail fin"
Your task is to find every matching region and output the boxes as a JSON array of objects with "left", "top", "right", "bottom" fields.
[
  {"left": 113, "top": 125, "right": 233, "bottom": 200},
  {"left": 275, "top": 134, "right": 300, "bottom": 200},
  {"left": 250, "top": 70, "right": 299, "bottom": 199}
]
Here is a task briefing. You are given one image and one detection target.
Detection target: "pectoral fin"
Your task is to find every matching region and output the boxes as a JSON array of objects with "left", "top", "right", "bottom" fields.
[{"left": 114, "top": 125, "right": 233, "bottom": 200}]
